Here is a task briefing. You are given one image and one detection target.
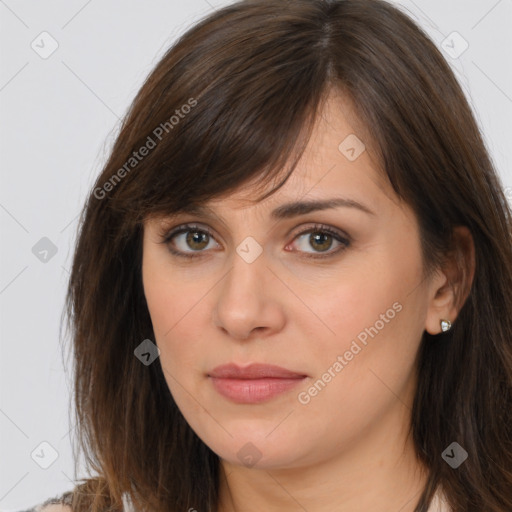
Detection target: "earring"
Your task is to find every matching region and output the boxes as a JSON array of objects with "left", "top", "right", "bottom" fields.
[{"left": 440, "top": 319, "right": 452, "bottom": 332}]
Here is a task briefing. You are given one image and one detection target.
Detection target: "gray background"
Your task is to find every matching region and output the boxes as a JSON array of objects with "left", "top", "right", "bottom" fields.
[{"left": 0, "top": 0, "right": 510, "bottom": 508}]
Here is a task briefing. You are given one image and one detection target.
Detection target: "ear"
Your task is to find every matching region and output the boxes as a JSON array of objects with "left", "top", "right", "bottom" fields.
[{"left": 424, "top": 226, "right": 476, "bottom": 335}]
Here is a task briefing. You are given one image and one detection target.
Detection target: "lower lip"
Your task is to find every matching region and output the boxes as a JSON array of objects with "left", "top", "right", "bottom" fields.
[{"left": 209, "top": 377, "right": 306, "bottom": 404}]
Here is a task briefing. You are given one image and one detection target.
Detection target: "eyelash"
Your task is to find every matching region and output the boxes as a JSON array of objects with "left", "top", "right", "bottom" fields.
[{"left": 157, "top": 223, "right": 351, "bottom": 260}]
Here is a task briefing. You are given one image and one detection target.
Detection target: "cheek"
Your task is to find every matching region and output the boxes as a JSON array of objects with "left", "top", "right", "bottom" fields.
[
  {"left": 292, "top": 301, "right": 420, "bottom": 452},
  {"left": 306, "top": 259, "right": 411, "bottom": 356},
  {"left": 315, "top": 295, "right": 417, "bottom": 386},
  {"left": 142, "top": 250, "right": 201, "bottom": 377},
  {"left": 295, "top": 243, "right": 425, "bottom": 407},
  {"left": 143, "top": 279, "right": 209, "bottom": 415},
  {"left": 144, "top": 282, "right": 202, "bottom": 362}
]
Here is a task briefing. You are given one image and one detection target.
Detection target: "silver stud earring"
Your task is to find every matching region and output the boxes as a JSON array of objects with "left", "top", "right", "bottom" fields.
[{"left": 440, "top": 319, "right": 452, "bottom": 332}]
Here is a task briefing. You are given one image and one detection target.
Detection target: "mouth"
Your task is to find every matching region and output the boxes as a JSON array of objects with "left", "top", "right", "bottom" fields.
[{"left": 207, "top": 363, "right": 307, "bottom": 404}]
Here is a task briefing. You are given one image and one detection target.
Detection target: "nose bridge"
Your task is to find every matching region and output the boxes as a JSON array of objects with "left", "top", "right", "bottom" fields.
[
  {"left": 213, "top": 240, "right": 283, "bottom": 339},
  {"left": 222, "top": 239, "right": 267, "bottom": 306}
]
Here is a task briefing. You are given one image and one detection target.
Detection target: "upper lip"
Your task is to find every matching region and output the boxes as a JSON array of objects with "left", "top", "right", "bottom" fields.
[{"left": 208, "top": 363, "right": 307, "bottom": 379}]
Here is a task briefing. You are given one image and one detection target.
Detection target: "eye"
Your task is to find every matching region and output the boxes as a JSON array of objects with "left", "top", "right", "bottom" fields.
[
  {"left": 286, "top": 223, "right": 351, "bottom": 259},
  {"left": 158, "top": 224, "right": 219, "bottom": 258},
  {"left": 158, "top": 222, "right": 351, "bottom": 259}
]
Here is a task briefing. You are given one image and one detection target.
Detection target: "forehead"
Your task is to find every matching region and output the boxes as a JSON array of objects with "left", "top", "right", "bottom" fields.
[
  {"left": 143, "top": 89, "right": 398, "bottom": 228},
  {"left": 205, "top": 91, "right": 393, "bottom": 214}
]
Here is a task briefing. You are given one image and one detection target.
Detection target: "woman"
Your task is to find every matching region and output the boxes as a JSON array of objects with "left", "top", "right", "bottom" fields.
[{"left": 23, "top": 0, "right": 512, "bottom": 510}]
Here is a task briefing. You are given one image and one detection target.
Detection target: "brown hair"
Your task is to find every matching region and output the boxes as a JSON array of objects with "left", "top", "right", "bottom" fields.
[{"left": 63, "top": 0, "right": 512, "bottom": 510}]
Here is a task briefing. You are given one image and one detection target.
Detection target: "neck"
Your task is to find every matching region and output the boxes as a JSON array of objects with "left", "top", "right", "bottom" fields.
[{"left": 216, "top": 401, "right": 428, "bottom": 512}]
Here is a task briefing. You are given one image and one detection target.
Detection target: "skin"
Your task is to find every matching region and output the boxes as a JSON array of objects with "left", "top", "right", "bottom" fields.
[{"left": 142, "top": 90, "right": 474, "bottom": 512}]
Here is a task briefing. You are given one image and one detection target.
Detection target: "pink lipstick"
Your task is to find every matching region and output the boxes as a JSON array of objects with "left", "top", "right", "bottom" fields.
[{"left": 208, "top": 363, "right": 307, "bottom": 404}]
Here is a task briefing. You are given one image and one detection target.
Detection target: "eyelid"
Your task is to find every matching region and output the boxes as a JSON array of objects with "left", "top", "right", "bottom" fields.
[
  {"left": 286, "top": 224, "right": 351, "bottom": 259},
  {"left": 288, "top": 223, "right": 350, "bottom": 243},
  {"left": 158, "top": 221, "right": 351, "bottom": 259},
  {"left": 157, "top": 222, "right": 219, "bottom": 247}
]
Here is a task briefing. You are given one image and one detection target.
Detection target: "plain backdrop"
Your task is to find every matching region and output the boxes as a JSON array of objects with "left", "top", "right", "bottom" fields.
[{"left": 0, "top": 0, "right": 511, "bottom": 508}]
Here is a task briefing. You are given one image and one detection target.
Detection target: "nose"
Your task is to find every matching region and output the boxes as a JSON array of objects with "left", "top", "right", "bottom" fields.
[{"left": 212, "top": 248, "right": 286, "bottom": 341}]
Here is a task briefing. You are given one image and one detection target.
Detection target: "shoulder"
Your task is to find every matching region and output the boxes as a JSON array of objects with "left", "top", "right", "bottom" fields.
[
  {"left": 12, "top": 478, "right": 128, "bottom": 512},
  {"left": 38, "top": 504, "right": 72, "bottom": 512},
  {"left": 13, "top": 488, "right": 133, "bottom": 512},
  {"left": 17, "top": 491, "right": 73, "bottom": 512}
]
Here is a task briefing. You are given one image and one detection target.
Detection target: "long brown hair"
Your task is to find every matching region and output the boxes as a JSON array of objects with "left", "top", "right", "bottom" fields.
[{"left": 62, "top": 1, "right": 512, "bottom": 510}]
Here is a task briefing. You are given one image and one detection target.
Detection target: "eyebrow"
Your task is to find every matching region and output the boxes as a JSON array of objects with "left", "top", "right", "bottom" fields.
[
  {"left": 170, "top": 197, "right": 375, "bottom": 222},
  {"left": 269, "top": 198, "right": 376, "bottom": 219}
]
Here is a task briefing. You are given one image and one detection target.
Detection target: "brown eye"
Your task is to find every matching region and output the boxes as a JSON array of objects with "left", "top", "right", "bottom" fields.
[
  {"left": 308, "top": 232, "right": 334, "bottom": 252},
  {"left": 161, "top": 224, "right": 219, "bottom": 258},
  {"left": 288, "top": 224, "right": 351, "bottom": 259},
  {"left": 160, "top": 222, "right": 350, "bottom": 260},
  {"left": 184, "top": 230, "right": 210, "bottom": 251}
]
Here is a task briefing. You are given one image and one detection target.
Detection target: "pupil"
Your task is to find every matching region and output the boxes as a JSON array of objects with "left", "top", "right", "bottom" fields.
[
  {"left": 187, "top": 231, "right": 208, "bottom": 250},
  {"left": 311, "top": 232, "right": 331, "bottom": 251}
]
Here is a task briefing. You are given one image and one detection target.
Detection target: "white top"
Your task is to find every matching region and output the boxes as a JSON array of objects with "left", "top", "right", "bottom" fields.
[
  {"left": 121, "top": 487, "right": 451, "bottom": 511},
  {"left": 11, "top": 485, "right": 452, "bottom": 512},
  {"left": 426, "top": 487, "right": 452, "bottom": 512}
]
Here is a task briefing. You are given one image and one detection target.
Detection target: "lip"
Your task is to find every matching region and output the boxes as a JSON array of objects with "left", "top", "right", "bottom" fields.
[
  {"left": 208, "top": 363, "right": 307, "bottom": 404},
  {"left": 209, "top": 363, "right": 307, "bottom": 379}
]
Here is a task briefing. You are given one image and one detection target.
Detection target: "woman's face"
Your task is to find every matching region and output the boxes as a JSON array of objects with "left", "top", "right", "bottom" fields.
[{"left": 142, "top": 92, "right": 445, "bottom": 472}]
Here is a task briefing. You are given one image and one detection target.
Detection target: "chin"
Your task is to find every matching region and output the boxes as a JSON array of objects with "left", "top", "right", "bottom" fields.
[{"left": 203, "top": 427, "right": 313, "bottom": 470}]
